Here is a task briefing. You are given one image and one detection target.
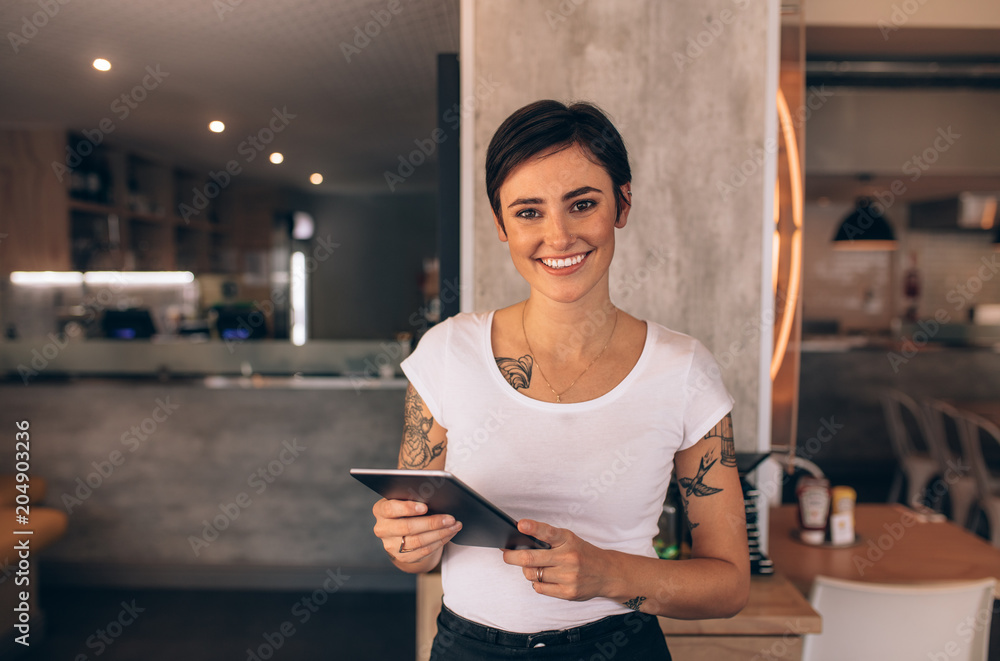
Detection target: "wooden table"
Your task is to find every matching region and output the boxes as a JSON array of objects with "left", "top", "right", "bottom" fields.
[
  {"left": 416, "top": 571, "right": 820, "bottom": 661},
  {"left": 658, "top": 574, "right": 820, "bottom": 660},
  {"left": 768, "top": 504, "right": 1000, "bottom": 599},
  {"left": 946, "top": 400, "right": 1000, "bottom": 427}
]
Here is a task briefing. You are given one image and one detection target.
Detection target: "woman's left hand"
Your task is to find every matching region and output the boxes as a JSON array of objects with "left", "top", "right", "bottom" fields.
[{"left": 501, "top": 519, "right": 614, "bottom": 601}]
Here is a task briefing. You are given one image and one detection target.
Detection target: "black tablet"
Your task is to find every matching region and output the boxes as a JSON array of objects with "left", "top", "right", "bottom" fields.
[{"left": 350, "top": 468, "right": 549, "bottom": 550}]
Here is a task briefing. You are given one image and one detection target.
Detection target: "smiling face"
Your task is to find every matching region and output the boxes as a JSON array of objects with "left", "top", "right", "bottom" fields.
[{"left": 493, "top": 142, "right": 630, "bottom": 305}]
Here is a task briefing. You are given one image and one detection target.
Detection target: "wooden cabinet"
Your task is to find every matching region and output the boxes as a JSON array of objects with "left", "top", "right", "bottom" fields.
[
  {"left": 65, "top": 134, "right": 239, "bottom": 273},
  {"left": 0, "top": 130, "right": 70, "bottom": 274},
  {"left": 0, "top": 129, "right": 265, "bottom": 276}
]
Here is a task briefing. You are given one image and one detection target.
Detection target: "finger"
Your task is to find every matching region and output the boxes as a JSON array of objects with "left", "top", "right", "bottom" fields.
[
  {"left": 521, "top": 565, "right": 556, "bottom": 584},
  {"left": 374, "top": 513, "right": 457, "bottom": 540},
  {"left": 376, "top": 499, "right": 428, "bottom": 519},
  {"left": 501, "top": 548, "right": 538, "bottom": 567},
  {"left": 401, "top": 521, "right": 463, "bottom": 552},
  {"left": 517, "top": 519, "right": 568, "bottom": 547}
]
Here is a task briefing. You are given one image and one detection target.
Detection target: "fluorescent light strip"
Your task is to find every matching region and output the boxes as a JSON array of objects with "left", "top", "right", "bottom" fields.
[
  {"left": 11, "top": 271, "right": 84, "bottom": 285},
  {"left": 11, "top": 271, "right": 194, "bottom": 286},
  {"left": 290, "top": 252, "right": 307, "bottom": 346},
  {"left": 84, "top": 271, "right": 194, "bottom": 285}
]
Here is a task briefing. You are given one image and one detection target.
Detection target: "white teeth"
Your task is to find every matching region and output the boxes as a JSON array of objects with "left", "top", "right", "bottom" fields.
[{"left": 542, "top": 253, "right": 586, "bottom": 269}]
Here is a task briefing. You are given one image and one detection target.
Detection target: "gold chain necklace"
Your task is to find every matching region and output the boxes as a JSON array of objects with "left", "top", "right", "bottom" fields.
[{"left": 521, "top": 302, "right": 618, "bottom": 403}]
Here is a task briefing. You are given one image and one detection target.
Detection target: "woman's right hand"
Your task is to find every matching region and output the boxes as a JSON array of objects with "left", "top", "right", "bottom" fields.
[{"left": 372, "top": 498, "right": 463, "bottom": 563}]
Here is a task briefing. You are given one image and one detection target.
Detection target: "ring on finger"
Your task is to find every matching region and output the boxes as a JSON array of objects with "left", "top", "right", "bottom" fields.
[
  {"left": 399, "top": 535, "right": 414, "bottom": 554},
  {"left": 536, "top": 567, "right": 544, "bottom": 583}
]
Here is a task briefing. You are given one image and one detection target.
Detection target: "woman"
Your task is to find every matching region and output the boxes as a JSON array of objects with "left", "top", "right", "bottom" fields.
[{"left": 372, "top": 100, "right": 749, "bottom": 660}]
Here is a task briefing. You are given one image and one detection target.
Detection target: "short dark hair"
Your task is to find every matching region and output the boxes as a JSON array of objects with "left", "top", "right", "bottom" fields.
[{"left": 485, "top": 100, "right": 631, "bottom": 232}]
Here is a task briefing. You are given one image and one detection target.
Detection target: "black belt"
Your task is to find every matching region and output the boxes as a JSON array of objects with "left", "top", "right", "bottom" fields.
[{"left": 437, "top": 603, "right": 651, "bottom": 649}]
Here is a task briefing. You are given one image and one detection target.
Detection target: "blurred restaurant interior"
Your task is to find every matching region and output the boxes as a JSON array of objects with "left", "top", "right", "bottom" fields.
[{"left": 1, "top": 0, "right": 999, "bottom": 659}]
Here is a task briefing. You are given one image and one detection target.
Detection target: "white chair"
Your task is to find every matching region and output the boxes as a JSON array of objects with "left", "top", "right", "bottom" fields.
[
  {"left": 802, "top": 576, "right": 996, "bottom": 661},
  {"left": 922, "top": 398, "right": 979, "bottom": 528},
  {"left": 955, "top": 410, "right": 1000, "bottom": 548},
  {"left": 880, "top": 390, "right": 939, "bottom": 507}
]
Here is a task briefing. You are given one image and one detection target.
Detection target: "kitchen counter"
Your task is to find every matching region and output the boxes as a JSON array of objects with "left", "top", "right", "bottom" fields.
[
  {"left": 0, "top": 337, "right": 412, "bottom": 379},
  {"left": 0, "top": 377, "right": 411, "bottom": 590}
]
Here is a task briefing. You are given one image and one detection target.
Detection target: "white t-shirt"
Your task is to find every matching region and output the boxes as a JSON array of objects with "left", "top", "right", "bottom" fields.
[{"left": 400, "top": 311, "right": 734, "bottom": 633}]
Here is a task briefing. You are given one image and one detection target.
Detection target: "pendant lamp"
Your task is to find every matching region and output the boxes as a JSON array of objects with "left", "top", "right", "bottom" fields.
[{"left": 832, "top": 197, "right": 898, "bottom": 251}]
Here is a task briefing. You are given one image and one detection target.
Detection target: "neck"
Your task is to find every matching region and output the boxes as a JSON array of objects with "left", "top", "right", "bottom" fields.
[{"left": 522, "top": 285, "right": 617, "bottom": 361}]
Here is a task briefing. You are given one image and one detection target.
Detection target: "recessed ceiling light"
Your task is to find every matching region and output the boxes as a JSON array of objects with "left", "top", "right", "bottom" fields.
[
  {"left": 309, "top": 173, "right": 323, "bottom": 185},
  {"left": 93, "top": 58, "right": 111, "bottom": 72},
  {"left": 208, "top": 121, "right": 225, "bottom": 133},
  {"left": 269, "top": 153, "right": 284, "bottom": 164}
]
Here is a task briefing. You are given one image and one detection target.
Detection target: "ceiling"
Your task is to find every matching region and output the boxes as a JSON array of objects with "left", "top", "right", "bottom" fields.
[
  {"left": 1, "top": 1, "right": 995, "bottom": 201},
  {"left": 0, "top": 0, "right": 460, "bottom": 194}
]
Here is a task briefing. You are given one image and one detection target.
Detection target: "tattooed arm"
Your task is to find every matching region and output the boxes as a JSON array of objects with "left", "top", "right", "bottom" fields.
[
  {"left": 505, "top": 413, "right": 749, "bottom": 619},
  {"left": 603, "top": 414, "right": 748, "bottom": 618},
  {"left": 398, "top": 384, "right": 447, "bottom": 470},
  {"left": 372, "top": 384, "right": 458, "bottom": 574}
]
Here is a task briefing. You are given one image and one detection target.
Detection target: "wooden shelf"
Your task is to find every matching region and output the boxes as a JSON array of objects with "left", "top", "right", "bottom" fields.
[
  {"left": 1, "top": 129, "right": 272, "bottom": 277},
  {"left": 68, "top": 199, "right": 118, "bottom": 216}
]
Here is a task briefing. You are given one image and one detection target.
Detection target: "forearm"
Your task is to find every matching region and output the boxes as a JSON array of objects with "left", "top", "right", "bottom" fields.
[{"left": 601, "top": 551, "right": 749, "bottom": 619}]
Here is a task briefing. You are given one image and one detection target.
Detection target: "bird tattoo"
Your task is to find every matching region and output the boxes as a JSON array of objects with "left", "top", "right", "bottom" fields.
[{"left": 679, "top": 450, "right": 723, "bottom": 498}]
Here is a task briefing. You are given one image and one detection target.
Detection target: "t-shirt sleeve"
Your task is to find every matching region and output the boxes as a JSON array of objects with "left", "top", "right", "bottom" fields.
[
  {"left": 679, "top": 339, "right": 735, "bottom": 451},
  {"left": 400, "top": 320, "right": 451, "bottom": 426}
]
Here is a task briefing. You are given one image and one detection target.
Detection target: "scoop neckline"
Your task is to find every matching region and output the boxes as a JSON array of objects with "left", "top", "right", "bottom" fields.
[{"left": 482, "top": 309, "right": 653, "bottom": 410}]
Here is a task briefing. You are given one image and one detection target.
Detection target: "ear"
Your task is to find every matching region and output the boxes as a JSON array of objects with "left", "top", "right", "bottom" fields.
[
  {"left": 493, "top": 211, "right": 509, "bottom": 242},
  {"left": 615, "top": 185, "right": 632, "bottom": 228}
]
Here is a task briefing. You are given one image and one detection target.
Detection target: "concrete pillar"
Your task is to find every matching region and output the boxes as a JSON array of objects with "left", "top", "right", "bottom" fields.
[{"left": 460, "top": 0, "right": 777, "bottom": 452}]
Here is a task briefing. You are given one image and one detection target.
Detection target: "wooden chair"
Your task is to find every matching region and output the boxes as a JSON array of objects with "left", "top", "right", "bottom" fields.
[
  {"left": 955, "top": 410, "right": 1000, "bottom": 548},
  {"left": 922, "top": 398, "right": 979, "bottom": 528},
  {"left": 802, "top": 576, "right": 996, "bottom": 661},
  {"left": 879, "top": 390, "right": 938, "bottom": 507}
]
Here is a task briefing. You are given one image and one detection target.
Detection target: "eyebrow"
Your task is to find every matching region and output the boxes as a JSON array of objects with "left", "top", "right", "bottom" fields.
[{"left": 506, "top": 186, "right": 604, "bottom": 209}]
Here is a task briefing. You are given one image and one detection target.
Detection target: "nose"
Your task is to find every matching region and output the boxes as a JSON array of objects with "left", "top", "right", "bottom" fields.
[{"left": 544, "top": 213, "right": 574, "bottom": 251}]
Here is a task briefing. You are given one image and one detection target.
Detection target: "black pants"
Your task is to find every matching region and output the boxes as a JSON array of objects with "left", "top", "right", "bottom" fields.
[{"left": 430, "top": 604, "right": 672, "bottom": 660}]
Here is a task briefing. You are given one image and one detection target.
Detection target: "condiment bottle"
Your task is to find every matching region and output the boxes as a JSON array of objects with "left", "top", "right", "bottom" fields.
[
  {"left": 796, "top": 476, "right": 831, "bottom": 545},
  {"left": 829, "top": 485, "right": 856, "bottom": 545}
]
